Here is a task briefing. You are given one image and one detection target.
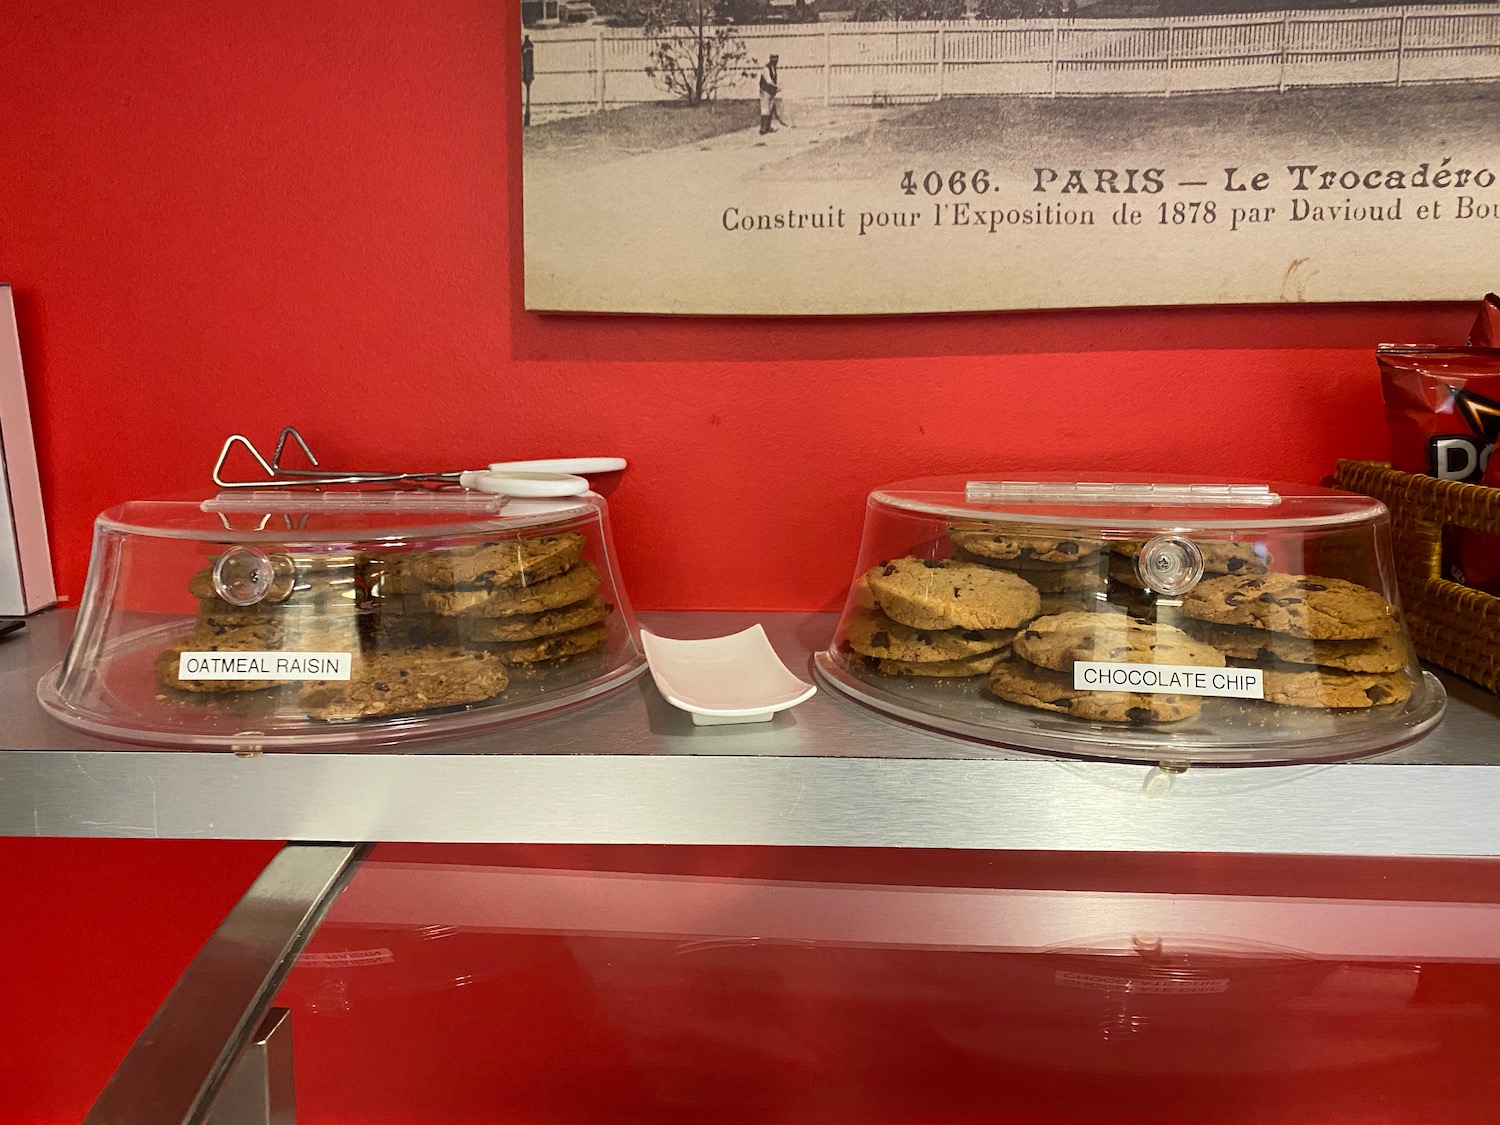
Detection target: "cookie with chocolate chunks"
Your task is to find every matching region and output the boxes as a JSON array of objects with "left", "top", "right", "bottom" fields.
[
  {"left": 844, "top": 606, "right": 1014, "bottom": 663},
  {"left": 1182, "top": 574, "right": 1397, "bottom": 640},
  {"left": 865, "top": 557, "right": 1040, "bottom": 632},
  {"left": 372, "top": 532, "right": 585, "bottom": 592},
  {"left": 871, "top": 650, "right": 1009, "bottom": 678},
  {"left": 1013, "top": 611, "right": 1224, "bottom": 673},
  {"left": 946, "top": 526, "right": 1103, "bottom": 564},
  {"left": 1252, "top": 662, "right": 1414, "bottom": 708},
  {"left": 988, "top": 659, "right": 1201, "bottom": 722},
  {"left": 1183, "top": 620, "right": 1407, "bottom": 673}
]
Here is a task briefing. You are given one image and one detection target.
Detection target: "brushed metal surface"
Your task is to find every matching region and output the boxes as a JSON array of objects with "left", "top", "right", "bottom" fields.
[
  {"left": 207, "top": 1009, "right": 295, "bottom": 1125},
  {"left": 4, "top": 610, "right": 1500, "bottom": 853},
  {"left": 84, "top": 846, "right": 360, "bottom": 1125}
]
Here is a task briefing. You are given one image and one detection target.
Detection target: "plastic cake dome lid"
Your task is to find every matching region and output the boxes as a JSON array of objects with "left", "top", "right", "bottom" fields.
[{"left": 37, "top": 488, "right": 640, "bottom": 749}]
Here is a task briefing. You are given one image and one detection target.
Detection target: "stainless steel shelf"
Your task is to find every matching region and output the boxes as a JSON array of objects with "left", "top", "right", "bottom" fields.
[{"left": 4, "top": 610, "right": 1500, "bottom": 854}]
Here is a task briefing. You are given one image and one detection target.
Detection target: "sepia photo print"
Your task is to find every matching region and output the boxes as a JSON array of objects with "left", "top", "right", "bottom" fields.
[{"left": 520, "top": 0, "right": 1500, "bottom": 313}]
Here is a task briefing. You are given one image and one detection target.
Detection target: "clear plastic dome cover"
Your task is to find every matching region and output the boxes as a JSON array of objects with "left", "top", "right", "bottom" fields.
[
  {"left": 38, "top": 490, "right": 645, "bottom": 748},
  {"left": 814, "top": 476, "right": 1446, "bottom": 765}
]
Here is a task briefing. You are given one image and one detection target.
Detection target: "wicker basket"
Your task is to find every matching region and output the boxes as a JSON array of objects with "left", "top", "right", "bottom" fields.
[{"left": 1333, "top": 460, "right": 1500, "bottom": 693}]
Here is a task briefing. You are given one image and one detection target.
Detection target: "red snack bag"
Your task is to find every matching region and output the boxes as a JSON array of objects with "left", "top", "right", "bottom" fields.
[
  {"left": 1471, "top": 293, "right": 1500, "bottom": 349},
  {"left": 1380, "top": 346, "right": 1500, "bottom": 482},
  {"left": 1378, "top": 345, "right": 1500, "bottom": 594}
]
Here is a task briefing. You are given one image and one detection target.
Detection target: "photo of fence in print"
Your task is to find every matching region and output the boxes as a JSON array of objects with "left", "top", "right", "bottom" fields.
[{"left": 526, "top": 4, "right": 1500, "bottom": 113}]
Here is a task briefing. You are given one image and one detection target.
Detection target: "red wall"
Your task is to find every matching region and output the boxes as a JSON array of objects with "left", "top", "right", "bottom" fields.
[{"left": 0, "top": 2, "right": 1476, "bottom": 1121}]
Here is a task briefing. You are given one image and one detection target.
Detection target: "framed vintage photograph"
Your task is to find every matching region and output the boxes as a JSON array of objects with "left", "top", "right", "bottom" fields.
[{"left": 521, "top": 1, "right": 1500, "bottom": 314}]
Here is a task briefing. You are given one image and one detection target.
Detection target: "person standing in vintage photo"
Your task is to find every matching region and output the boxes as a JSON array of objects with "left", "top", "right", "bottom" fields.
[{"left": 758, "top": 54, "right": 780, "bottom": 136}]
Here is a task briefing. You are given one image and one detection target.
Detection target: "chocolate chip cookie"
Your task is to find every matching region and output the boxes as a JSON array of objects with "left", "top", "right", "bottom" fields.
[
  {"left": 844, "top": 606, "right": 1014, "bottom": 663},
  {"left": 961, "top": 557, "right": 1107, "bottom": 594},
  {"left": 420, "top": 561, "right": 601, "bottom": 617},
  {"left": 373, "top": 532, "right": 585, "bottom": 592},
  {"left": 871, "top": 650, "right": 1010, "bottom": 678},
  {"left": 1107, "top": 554, "right": 1148, "bottom": 591},
  {"left": 1183, "top": 621, "right": 1407, "bottom": 673},
  {"left": 946, "top": 526, "right": 1103, "bottom": 564},
  {"left": 1038, "top": 591, "right": 1112, "bottom": 616},
  {"left": 487, "top": 621, "right": 610, "bottom": 664},
  {"left": 1115, "top": 539, "right": 1269, "bottom": 577},
  {"left": 988, "top": 659, "right": 1201, "bottom": 722},
  {"left": 1254, "top": 663, "right": 1415, "bottom": 708},
  {"left": 865, "top": 558, "right": 1040, "bottom": 632},
  {"left": 1182, "top": 574, "right": 1398, "bottom": 640},
  {"left": 1014, "top": 611, "right": 1223, "bottom": 673},
  {"left": 456, "top": 595, "right": 611, "bottom": 644}
]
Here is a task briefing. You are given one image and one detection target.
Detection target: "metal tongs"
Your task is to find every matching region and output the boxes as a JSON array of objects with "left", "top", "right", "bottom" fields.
[{"left": 212, "top": 427, "right": 625, "bottom": 498}]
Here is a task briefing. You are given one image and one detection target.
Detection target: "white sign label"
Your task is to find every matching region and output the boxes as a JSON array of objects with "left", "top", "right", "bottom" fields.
[
  {"left": 177, "top": 651, "right": 352, "bottom": 681},
  {"left": 1073, "top": 662, "right": 1264, "bottom": 700}
]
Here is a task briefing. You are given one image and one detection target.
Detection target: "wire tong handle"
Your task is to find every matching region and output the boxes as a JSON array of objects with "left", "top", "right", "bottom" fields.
[{"left": 213, "top": 427, "right": 624, "bottom": 498}]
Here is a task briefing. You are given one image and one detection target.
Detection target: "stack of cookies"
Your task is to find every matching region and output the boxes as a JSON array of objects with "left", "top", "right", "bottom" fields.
[
  {"left": 843, "top": 556, "right": 1039, "bottom": 676},
  {"left": 845, "top": 524, "right": 1416, "bottom": 724},
  {"left": 368, "top": 530, "right": 612, "bottom": 667},
  {"left": 1179, "top": 573, "right": 1413, "bottom": 708},
  {"left": 156, "top": 529, "right": 614, "bottom": 722},
  {"left": 156, "top": 551, "right": 371, "bottom": 694},
  {"left": 947, "top": 525, "right": 1109, "bottom": 615},
  {"left": 988, "top": 610, "right": 1224, "bottom": 723}
]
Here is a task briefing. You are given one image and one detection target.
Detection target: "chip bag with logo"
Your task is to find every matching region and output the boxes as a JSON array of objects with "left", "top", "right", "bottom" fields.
[
  {"left": 1378, "top": 344, "right": 1500, "bottom": 594},
  {"left": 1379, "top": 345, "right": 1500, "bottom": 481}
]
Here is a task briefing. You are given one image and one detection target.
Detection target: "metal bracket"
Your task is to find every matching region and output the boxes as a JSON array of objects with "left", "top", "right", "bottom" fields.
[
  {"left": 83, "top": 844, "right": 365, "bottom": 1125},
  {"left": 207, "top": 1009, "right": 296, "bottom": 1125}
]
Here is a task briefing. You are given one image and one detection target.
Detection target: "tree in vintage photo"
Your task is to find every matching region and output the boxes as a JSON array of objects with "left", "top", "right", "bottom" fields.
[{"left": 640, "top": 0, "right": 750, "bottom": 106}]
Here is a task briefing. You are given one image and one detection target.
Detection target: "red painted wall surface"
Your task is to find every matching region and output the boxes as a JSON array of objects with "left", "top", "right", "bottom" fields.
[{"left": 0, "top": 2, "right": 1478, "bottom": 1122}]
